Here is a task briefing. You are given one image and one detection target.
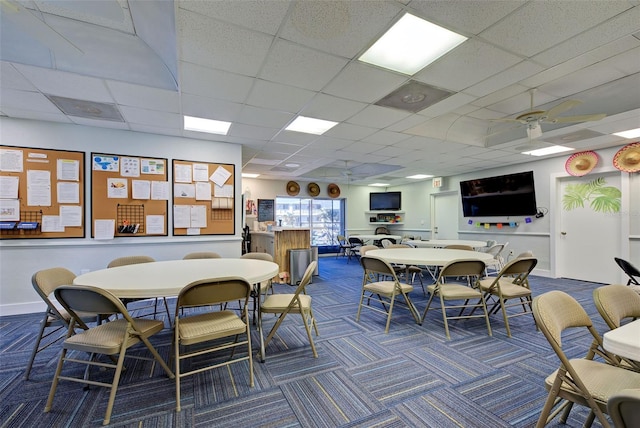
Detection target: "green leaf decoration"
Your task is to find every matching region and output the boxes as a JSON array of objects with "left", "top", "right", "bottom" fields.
[{"left": 562, "top": 177, "right": 621, "bottom": 213}]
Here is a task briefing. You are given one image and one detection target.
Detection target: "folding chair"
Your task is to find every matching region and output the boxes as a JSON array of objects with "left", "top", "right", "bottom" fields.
[{"left": 45, "top": 285, "right": 174, "bottom": 425}]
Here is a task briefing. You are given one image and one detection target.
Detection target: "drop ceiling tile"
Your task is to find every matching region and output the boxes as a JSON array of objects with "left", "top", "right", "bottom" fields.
[
  {"left": 533, "top": 7, "right": 640, "bottom": 67},
  {"left": 275, "top": 130, "right": 320, "bottom": 145},
  {"left": 13, "top": 64, "right": 113, "bottom": 102},
  {"left": 1, "top": 108, "right": 71, "bottom": 123},
  {"left": 342, "top": 141, "right": 386, "bottom": 154},
  {"left": 393, "top": 136, "right": 443, "bottom": 150},
  {"left": 417, "top": 92, "right": 476, "bottom": 118},
  {"left": 538, "top": 63, "right": 626, "bottom": 99},
  {"left": 466, "top": 61, "right": 545, "bottom": 98},
  {"left": 69, "top": 116, "right": 129, "bottom": 130},
  {"left": 178, "top": 0, "right": 289, "bottom": 35},
  {"left": 305, "top": 136, "right": 353, "bottom": 151},
  {"left": 415, "top": 40, "right": 521, "bottom": 92},
  {"left": 279, "top": 0, "right": 401, "bottom": 58},
  {"left": 487, "top": 90, "right": 557, "bottom": 116},
  {"left": 479, "top": 1, "right": 631, "bottom": 58},
  {"left": 119, "top": 106, "right": 182, "bottom": 128},
  {"left": 180, "top": 62, "right": 253, "bottom": 102},
  {"left": 131, "top": 123, "right": 183, "bottom": 137},
  {"left": 371, "top": 145, "right": 415, "bottom": 157},
  {"left": 246, "top": 80, "right": 316, "bottom": 113},
  {"left": 236, "top": 105, "right": 294, "bottom": 129},
  {"left": 259, "top": 39, "right": 349, "bottom": 91},
  {"left": 178, "top": 9, "right": 272, "bottom": 76},
  {"left": 409, "top": 0, "right": 526, "bottom": 35},
  {"left": 108, "top": 81, "right": 180, "bottom": 111},
  {"left": 361, "top": 130, "right": 411, "bottom": 146},
  {"left": 0, "top": 88, "right": 61, "bottom": 113},
  {"left": 385, "top": 114, "right": 433, "bottom": 132},
  {"left": 470, "top": 84, "right": 528, "bottom": 109},
  {"left": 347, "top": 105, "right": 411, "bottom": 129},
  {"left": 263, "top": 141, "right": 304, "bottom": 154},
  {"left": 300, "top": 94, "right": 367, "bottom": 122},
  {"left": 228, "top": 123, "right": 280, "bottom": 140},
  {"left": 325, "top": 122, "right": 377, "bottom": 140},
  {"left": 0, "top": 63, "right": 37, "bottom": 91},
  {"left": 181, "top": 94, "right": 243, "bottom": 122},
  {"left": 323, "top": 62, "right": 408, "bottom": 104}
]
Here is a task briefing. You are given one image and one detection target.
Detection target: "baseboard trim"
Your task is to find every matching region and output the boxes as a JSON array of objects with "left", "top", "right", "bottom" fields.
[{"left": 0, "top": 301, "right": 44, "bottom": 316}]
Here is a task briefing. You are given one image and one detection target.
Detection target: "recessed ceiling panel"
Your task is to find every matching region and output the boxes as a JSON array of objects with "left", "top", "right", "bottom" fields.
[{"left": 375, "top": 80, "right": 455, "bottom": 113}]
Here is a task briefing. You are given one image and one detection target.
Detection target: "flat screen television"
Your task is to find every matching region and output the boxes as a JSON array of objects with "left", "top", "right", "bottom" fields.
[
  {"left": 460, "top": 171, "right": 538, "bottom": 217},
  {"left": 369, "top": 191, "right": 401, "bottom": 211}
]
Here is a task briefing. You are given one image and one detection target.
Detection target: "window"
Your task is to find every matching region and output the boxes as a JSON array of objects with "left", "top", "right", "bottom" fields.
[{"left": 275, "top": 197, "right": 345, "bottom": 249}]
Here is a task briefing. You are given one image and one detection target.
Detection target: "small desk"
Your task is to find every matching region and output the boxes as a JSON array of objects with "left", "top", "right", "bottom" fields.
[
  {"left": 603, "top": 319, "right": 640, "bottom": 361},
  {"left": 73, "top": 259, "right": 280, "bottom": 299},
  {"left": 366, "top": 248, "right": 494, "bottom": 280},
  {"left": 405, "top": 239, "right": 488, "bottom": 249}
]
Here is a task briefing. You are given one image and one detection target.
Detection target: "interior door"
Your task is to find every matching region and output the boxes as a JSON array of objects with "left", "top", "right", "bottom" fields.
[
  {"left": 557, "top": 172, "right": 621, "bottom": 283},
  {"left": 431, "top": 192, "right": 459, "bottom": 239}
]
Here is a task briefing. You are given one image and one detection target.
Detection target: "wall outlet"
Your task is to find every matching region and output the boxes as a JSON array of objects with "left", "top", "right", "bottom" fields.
[{"left": 508, "top": 250, "right": 514, "bottom": 256}]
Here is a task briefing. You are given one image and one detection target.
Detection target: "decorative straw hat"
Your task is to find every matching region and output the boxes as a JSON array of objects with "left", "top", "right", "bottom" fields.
[
  {"left": 307, "top": 182, "right": 320, "bottom": 197},
  {"left": 565, "top": 151, "right": 598, "bottom": 176},
  {"left": 328, "top": 183, "right": 340, "bottom": 198},
  {"left": 613, "top": 142, "right": 640, "bottom": 173},
  {"left": 286, "top": 181, "right": 300, "bottom": 196}
]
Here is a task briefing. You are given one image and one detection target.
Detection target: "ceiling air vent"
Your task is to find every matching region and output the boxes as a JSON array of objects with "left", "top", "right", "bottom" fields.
[
  {"left": 375, "top": 80, "right": 455, "bottom": 113},
  {"left": 46, "top": 95, "right": 125, "bottom": 122}
]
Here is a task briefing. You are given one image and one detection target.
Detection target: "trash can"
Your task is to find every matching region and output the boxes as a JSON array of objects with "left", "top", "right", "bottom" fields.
[{"left": 289, "top": 248, "right": 313, "bottom": 285}]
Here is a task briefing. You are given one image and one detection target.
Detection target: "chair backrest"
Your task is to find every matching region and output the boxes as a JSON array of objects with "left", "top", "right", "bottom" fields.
[
  {"left": 360, "top": 255, "right": 397, "bottom": 280},
  {"left": 516, "top": 251, "right": 534, "bottom": 258},
  {"left": 291, "top": 261, "right": 316, "bottom": 297},
  {"left": 497, "top": 257, "right": 537, "bottom": 284},
  {"left": 32, "top": 267, "right": 77, "bottom": 299},
  {"left": 444, "top": 244, "right": 473, "bottom": 251},
  {"left": 438, "top": 259, "right": 486, "bottom": 283},
  {"left": 348, "top": 237, "right": 364, "bottom": 246},
  {"left": 241, "top": 252, "right": 274, "bottom": 262},
  {"left": 380, "top": 238, "right": 393, "bottom": 248},
  {"left": 533, "top": 291, "right": 595, "bottom": 352},
  {"left": 54, "top": 285, "right": 131, "bottom": 325},
  {"left": 183, "top": 252, "right": 221, "bottom": 259},
  {"left": 486, "top": 239, "right": 498, "bottom": 248},
  {"left": 608, "top": 388, "right": 640, "bottom": 428},
  {"left": 177, "top": 277, "right": 251, "bottom": 309},
  {"left": 386, "top": 243, "right": 410, "bottom": 249},
  {"left": 358, "top": 245, "right": 379, "bottom": 256},
  {"left": 593, "top": 284, "right": 640, "bottom": 329},
  {"left": 107, "top": 255, "right": 155, "bottom": 268},
  {"left": 486, "top": 244, "right": 505, "bottom": 258},
  {"left": 337, "top": 234, "right": 347, "bottom": 244},
  {"left": 614, "top": 257, "right": 640, "bottom": 285},
  {"left": 374, "top": 226, "right": 390, "bottom": 235}
]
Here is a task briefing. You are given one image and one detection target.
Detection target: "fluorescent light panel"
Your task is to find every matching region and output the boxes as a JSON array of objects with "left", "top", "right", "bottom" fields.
[
  {"left": 184, "top": 115, "right": 231, "bottom": 135},
  {"left": 369, "top": 183, "right": 390, "bottom": 187},
  {"left": 285, "top": 116, "right": 338, "bottom": 135},
  {"left": 359, "top": 13, "right": 467, "bottom": 75},
  {"left": 522, "top": 145, "right": 573, "bottom": 156},
  {"left": 242, "top": 173, "right": 260, "bottom": 178},
  {"left": 613, "top": 128, "right": 640, "bottom": 139},
  {"left": 406, "top": 174, "right": 433, "bottom": 179}
]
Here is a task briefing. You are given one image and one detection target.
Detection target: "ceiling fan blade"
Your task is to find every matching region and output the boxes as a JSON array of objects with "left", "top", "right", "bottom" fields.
[
  {"left": 489, "top": 118, "right": 524, "bottom": 123},
  {"left": 551, "top": 113, "right": 606, "bottom": 123},
  {"left": 546, "top": 99, "right": 583, "bottom": 118}
]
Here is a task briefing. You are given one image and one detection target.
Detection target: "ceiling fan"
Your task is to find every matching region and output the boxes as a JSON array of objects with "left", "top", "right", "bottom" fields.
[{"left": 488, "top": 89, "right": 607, "bottom": 140}]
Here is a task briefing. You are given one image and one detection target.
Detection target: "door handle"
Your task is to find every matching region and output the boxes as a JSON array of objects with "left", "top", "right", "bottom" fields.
[{"left": 561, "top": 231, "right": 567, "bottom": 235}]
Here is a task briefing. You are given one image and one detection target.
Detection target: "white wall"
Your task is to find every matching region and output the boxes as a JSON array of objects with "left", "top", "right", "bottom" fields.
[{"left": 0, "top": 118, "right": 242, "bottom": 315}]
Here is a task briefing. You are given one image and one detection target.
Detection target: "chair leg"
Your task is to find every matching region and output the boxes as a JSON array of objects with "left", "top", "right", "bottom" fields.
[
  {"left": 44, "top": 346, "right": 67, "bottom": 414},
  {"left": 103, "top": 344, "right": 128, "bottom": 425},
  {"left": 24, "top": 313, "right": 51, "bottom": 380},
  {"left": 300, "top": 310, "right": 318, "bottom": 358}
]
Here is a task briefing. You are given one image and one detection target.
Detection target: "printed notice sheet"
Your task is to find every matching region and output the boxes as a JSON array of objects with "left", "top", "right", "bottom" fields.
[
  {"left": 195, "top": 182, "right": 212, "bottom": 201},
  {"left": 210, "top": 166, "right": 231, "bottom": 187},
  {"left": 60, "top": 205, "right": 82, "bottom": 227},
  {"left": 107, "top": 178, "right": 128, "bottom": 198},
  {"left": 132, "top": 180, "right": 151, "bottom": 200},
  {"left": 141, "top": 159, "right": 165, "bottom": 175},
  {"left": 151, "top": 181, "right": 170, "bottom": 200},
  {"left": 0, "top": 176, "right": 19, "bottom": 199},
  {"left": 57, "top": 182, "right": 79, "bottom": 204},
  {"left": 193, "top": 164, "right": 209, "bottom": 182},
  {"left": 57, "top": 159, "right": 79, "bottom": 181},
  {"left": 174, "top": 163, "right": 192, "bottom": 183},
  {"left": 0, "top": 149, "right": 23, "bottom": 172},
  {"left": 0, "top": 199, "right": 20, "bottom": 221},
  {"left": 94, "top": 219, "right": 115, "bottom": 240},
  {"left": 41, "top": 215, "right": 64, "bottom": 232},
  {"left": 146, "top": 215, "right": 165, "bottom": 234},
  {"left": 120, "top": 157, "right": 140, "bottom": 177},
  {"left": 27, "top": 169, "right": 51, "bottom": 206}
]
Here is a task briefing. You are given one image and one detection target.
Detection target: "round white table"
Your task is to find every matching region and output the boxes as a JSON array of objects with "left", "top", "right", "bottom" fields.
[
  {"left": 73, "top": 258, "right": 280, "bottom": 299},
  {"left": 366, "top": 248, "right": 493, "bottom": 266},
  {"left": 603, "top": 319, "right": 640, "bottom": 361},
  {"left": 404, "top": 239, "right": 488, "bottom": 249},
  {"left": 366, "top": 248, "right": 493, "bottom": 281},
  {"left": 350, "top": 234, "right": 402, "bottom": 243}
]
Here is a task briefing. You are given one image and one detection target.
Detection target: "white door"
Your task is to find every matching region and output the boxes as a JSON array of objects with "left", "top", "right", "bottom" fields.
[
  {"left": 557, "top": 172, "right": 621, "bottom": 283},
  {"left": 431, "top": 192, "right": 459, "bottom": 239}
]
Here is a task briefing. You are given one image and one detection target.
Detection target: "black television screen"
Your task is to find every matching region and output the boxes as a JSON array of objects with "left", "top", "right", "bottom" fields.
[
  {"left": 460, "top": 171, "right": 538, "bottom": 217},
  {"left": 369, "top": 191, "right": 401, "bottom": 211}
]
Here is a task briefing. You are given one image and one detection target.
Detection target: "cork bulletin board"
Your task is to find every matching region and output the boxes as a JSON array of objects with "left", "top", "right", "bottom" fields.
[
  {"left": 0, "top": 145, "right": 85, "bottom": 239},
  {"left": 91, "top": 153, "right": 168, "bottom": 238},
  {"left": 172, "top": 159, "right": 235, "bottom": 236}
]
